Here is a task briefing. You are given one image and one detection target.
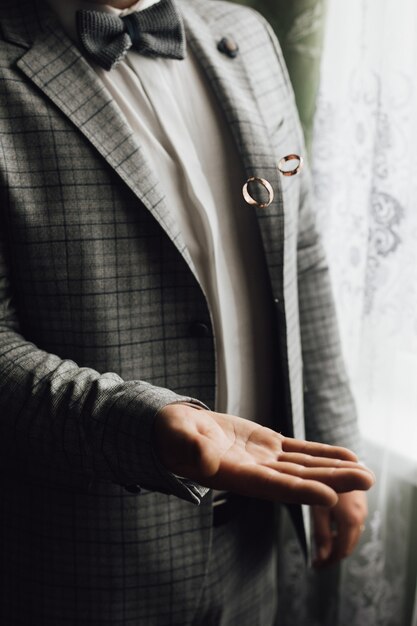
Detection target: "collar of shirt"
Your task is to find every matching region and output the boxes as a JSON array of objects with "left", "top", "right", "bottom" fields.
[{"left": 45, "top": 0, "right": 161, "bottom": 42}]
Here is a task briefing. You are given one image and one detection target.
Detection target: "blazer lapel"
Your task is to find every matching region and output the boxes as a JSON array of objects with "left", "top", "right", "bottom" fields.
[
  {"left": 182, "top": 4, "right": 286, "bottom": 300},
  {"left": 5, "top": 0, "right": 284, "bottom": 293},
  {"left": 4, "top": 0, "right": 196, "bottom": 275},
  {"left": 182, "top": 5, "right": 302, "bottom": 437}
]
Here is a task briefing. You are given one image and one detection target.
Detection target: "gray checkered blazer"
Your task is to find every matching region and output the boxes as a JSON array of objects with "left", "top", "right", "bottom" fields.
[{"left": 0, "top": 0, "right": 360, "bottom": 623}]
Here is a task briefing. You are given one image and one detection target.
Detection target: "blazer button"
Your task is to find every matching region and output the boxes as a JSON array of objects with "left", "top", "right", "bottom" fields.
[
  {"left": 189, "top": 321, "right": 210, "bottom": 338},
  {"left": 217, "top": 36, "right": 239, "bottom": 58},
  {"left": 124, "top": 484, "right": 141, "bottom": 494}
]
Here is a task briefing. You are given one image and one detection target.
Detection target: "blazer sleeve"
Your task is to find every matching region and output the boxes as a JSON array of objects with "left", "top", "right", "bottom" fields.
[{"left": 0, "top": 218, "right": 208, "bottom": 503}]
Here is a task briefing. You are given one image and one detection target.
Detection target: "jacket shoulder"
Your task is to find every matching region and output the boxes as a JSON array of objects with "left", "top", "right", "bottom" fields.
[
  {"left": 179, "top": 0, "right": 269, "bottom": 34},
  {"left": 0, "top": 0, "right": 47, "bottom": 51}
]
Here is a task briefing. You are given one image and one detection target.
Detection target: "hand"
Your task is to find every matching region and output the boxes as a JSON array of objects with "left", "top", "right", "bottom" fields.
[
  {"left": 312, "top": 491, "right": 368, "bottom": 567},
  {"left": 154, "top": 404, "right": 374, "bottom": 507}
]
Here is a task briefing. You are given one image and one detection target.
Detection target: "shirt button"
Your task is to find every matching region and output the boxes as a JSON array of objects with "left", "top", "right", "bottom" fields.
[
  {"left": 217, "top": 36, "right": 239, "bottom": 58},
  {"left": 124, "top": 484, "right": 141, "bottom": 494},
  {"left": 188, "top": 321, "right": 210, "bottom": 338}
]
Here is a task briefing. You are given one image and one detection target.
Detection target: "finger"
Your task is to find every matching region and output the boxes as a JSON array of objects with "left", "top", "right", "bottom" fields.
[
  {"left": 281, "top": 438, "right": 359, "bottom": 462},
  {"left": 328, "top": 520, "right": 362, "bottom": 563},
  {"left": 265, "top": 461, "right": 375, "bottom": 492},
  {"left": 281, "top": 456, "right": 376, "bottom": 490},
  {"left": 206, "top": 463, "right": 339, "bottom": 506},
  {"left": 312, "top": 507, "right": 334, "bottom": 566},
  {"left": 276, "top": 452, "right": 365, "bottom": 470}
]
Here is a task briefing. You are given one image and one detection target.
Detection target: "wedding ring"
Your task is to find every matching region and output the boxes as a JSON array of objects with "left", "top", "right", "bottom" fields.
[
  {"left": 278, "top": 154, "right": 304, "bottom": 177},
  {"left": 360, "top": 524, "right": 366, "bottom": 533},
  {"left": 242, "top": 176, "right": 274, "bottom": 208}
]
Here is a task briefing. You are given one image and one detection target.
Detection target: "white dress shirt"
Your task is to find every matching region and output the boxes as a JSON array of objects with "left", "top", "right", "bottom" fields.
[{"left": 46, "top": 0, "right": 276, "bottom": 426}]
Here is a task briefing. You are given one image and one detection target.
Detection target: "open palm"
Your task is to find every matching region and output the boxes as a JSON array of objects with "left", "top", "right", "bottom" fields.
[{"left": 154, "top": 404, "right": 374, "bottom": 507}]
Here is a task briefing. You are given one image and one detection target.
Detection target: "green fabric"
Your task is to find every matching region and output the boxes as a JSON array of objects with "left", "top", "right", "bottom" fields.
[{"left": 230, "top": 0, "right": 328, "bottom": 156}]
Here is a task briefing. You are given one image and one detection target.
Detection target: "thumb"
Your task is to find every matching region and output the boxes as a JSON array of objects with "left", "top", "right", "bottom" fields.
[{"left": 189, "top": 434, "right": 222, "bottom": 478}]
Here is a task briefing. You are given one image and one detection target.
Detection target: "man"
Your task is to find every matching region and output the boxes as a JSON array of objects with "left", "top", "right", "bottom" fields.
[{"left": 0, "top": 0, "right": 372, "bottom": 623}]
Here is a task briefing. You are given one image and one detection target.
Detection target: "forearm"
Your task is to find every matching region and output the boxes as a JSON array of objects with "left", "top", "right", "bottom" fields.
[{"left": 0, "top": 322, "right": 207, "bottom": 501}]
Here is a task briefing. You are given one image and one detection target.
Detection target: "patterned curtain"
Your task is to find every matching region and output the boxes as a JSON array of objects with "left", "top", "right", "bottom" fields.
[{"left": 275, "top": 1, "right": 417, "bottom": 624}]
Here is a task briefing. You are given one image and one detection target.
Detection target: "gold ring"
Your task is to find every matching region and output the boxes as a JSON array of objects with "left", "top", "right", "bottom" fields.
[
  {"left": 242, "top": 176, "right": 274, "bottom": 208},
  {"left": 278, "top": 154, "right": 304, "bottom": 177}
]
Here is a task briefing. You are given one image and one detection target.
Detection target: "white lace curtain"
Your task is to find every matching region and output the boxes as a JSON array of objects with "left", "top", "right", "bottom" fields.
[{"left": 277, "top": 1, "right": 417, "bottom": 624}]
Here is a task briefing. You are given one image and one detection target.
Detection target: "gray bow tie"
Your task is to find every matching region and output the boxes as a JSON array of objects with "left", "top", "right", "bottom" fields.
[{"left": 76, "top": 0, "right": 186, "bottom": 71}]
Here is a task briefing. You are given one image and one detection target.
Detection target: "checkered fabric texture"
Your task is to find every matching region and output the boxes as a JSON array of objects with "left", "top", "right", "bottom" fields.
[
  {"left": 191, "top": 500, "right": 278, "bottom": 625},
  {"left": 77, "top": 0, "right": 186, "bottom": 71},
  {"left": 0, "top": 0, "right": 361, "bottom": 623}
]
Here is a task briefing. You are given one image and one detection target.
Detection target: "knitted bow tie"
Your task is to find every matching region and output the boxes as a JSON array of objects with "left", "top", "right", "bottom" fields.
[{"left": 76, "top": 0, "right": 186, "bottom": 71}]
